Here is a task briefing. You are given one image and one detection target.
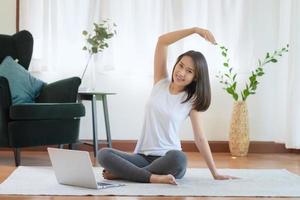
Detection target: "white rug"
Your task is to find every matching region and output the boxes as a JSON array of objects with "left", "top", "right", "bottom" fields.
[{"left": 0, "top": 167, "right": 300, "bottom": 197}]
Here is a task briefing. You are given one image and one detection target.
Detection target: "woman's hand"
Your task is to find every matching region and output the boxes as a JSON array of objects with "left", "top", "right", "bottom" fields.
[
  {"left": 213, "top": 173, "right": 239, "bottom": 180},
  {"left": 194, "top": 27, "right": 217, "bottom": 45}
]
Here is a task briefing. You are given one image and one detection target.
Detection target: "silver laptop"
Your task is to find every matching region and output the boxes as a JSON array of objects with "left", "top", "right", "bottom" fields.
[{"left": 47, "top": 147, "right": 125, "bottom": 189}]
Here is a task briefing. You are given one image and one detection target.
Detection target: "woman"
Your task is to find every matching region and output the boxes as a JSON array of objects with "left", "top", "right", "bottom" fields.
[{"left": 98, "top": 27, "right": 236, "bottom": 185}]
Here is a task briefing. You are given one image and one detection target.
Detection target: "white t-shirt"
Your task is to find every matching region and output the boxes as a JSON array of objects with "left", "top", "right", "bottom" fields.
[{"left": 134, "top": 78, "right": 193, "bottom": 156}]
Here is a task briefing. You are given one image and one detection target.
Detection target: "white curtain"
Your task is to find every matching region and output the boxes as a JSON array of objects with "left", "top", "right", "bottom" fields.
[
  {"left": 19, "top": 0, "right": 300, "bottom": 148},
  {"left": 284, "top": 0, "right": 300, "bottom": 149}
]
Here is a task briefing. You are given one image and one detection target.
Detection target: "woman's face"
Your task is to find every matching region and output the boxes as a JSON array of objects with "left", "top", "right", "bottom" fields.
[{"left": 172, "top": 56, "right": 196, "bottom": 87}]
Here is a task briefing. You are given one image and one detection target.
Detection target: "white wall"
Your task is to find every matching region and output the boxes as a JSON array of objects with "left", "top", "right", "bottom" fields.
[{"left": 0, "top": 0, "right": 16, "bottom": 34}]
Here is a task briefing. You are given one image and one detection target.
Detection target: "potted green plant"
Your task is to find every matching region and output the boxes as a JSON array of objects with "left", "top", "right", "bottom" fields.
[
  {"left": 81, "top": 20, "right": 117, "bottom": 85},
  {"left": 216, "top": 44, "right": 289, "bottom": 156}
]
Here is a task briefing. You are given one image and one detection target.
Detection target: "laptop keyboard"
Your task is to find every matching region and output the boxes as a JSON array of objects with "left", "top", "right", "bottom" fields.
[{"left": 97, "top": 182, "right": 113, "bottom": 186}]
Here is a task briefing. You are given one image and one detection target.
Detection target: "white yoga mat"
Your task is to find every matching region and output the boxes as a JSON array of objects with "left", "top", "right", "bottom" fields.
[{"left": 0, "top": 166, "right": 300, "bottom": 197}]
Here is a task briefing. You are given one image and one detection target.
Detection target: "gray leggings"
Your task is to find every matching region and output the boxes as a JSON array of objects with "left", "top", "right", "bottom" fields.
[{"left": 97, "top": 148, "right": 187, "bottom": 183}]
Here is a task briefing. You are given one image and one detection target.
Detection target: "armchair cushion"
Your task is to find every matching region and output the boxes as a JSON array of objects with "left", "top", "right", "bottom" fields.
[
  {"left": 10, "top": 103, "right": 85, "bottom": 120},
  {"left": 36, "top": 77, "right": 81, "bottom": 103},
  {"left": 0, "top": 56, "right": 45, "bottom": 105}
]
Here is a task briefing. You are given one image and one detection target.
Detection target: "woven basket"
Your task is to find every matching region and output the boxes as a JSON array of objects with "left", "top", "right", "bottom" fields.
[{"left": 229, "top": 101, "right": 250, "bottom": 156}]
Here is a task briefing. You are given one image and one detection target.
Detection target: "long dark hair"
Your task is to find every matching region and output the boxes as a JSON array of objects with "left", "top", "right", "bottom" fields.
[{"left": 171, "top": 50, "right": 211, "bottom": 111}]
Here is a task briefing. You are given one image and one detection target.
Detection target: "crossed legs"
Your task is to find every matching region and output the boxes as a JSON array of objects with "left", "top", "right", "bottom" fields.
[{"left": 97, "top": 148, "right": 187, "bottom": 184}]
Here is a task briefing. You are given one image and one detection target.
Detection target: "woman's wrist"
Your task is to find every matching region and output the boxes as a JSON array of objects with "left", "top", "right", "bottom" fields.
[{"left": 211, "top": 169, "right": 219, "bottom": 178}]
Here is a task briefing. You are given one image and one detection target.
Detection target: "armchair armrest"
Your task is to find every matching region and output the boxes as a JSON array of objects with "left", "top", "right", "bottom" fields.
[
  {"left": 0, "top": 76, "right": 12, "bottom": 146},
  {"left": 0, "top": 76, "right": 12, "bottom": 108},
  {"left": 36, "top": 77, "right": 81, "bottom": 103}
]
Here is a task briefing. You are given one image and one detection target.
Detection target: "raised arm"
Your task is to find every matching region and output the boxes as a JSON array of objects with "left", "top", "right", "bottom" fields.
[
  {"left": 190, "top": 109, "right": 238, "bottom": 180},
  {"left": 154, "top": 27, "right": 216, "bottom": 84}
]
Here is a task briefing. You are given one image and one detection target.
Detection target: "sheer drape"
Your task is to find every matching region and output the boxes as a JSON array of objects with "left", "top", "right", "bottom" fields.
[
  {"left": 19, "top": 0, "right": 300, "bottom": 148},
  {"left": 284, "top": 0, "right": 300, "bottom": 149}
]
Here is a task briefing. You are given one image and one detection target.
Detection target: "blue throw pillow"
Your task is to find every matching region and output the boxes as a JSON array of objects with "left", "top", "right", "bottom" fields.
[{"left": 0, "top": 56, "right": 45, "bottom": 104}]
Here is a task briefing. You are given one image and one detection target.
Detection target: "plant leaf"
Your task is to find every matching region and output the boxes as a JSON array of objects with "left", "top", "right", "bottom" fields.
[
  {"left": 232, "top": 82, "right": 237, "bottom": 90},
  {"left": 233, "top": 74, "right": 237, "bottom": 81},
  {"left": 271, "top": 59, "right": 277, "bottom": 63},
  {"left": 226, "top": 87, "right": 234, "bottom": 95},
  {"left": 257, "top": 72, "right": 264, "bottom": 76},
  {"left": 233, "top": 93, "right": 238, "bottom": 101},
  {"left": 82, "top": 30, "right": 88, "bottom": 35}
]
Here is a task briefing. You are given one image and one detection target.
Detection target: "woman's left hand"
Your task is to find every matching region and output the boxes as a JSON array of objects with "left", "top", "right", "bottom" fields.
[{"left": 213, "top": 174, "right": 239, "bottom": 180}]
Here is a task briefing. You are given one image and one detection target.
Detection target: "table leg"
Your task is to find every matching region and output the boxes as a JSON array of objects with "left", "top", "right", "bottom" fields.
[
  {"left": 91, "top": 95, "right": 99, "bottom": 157},
  {"left": 102, "top": 95, "right": 112, "bottom": 148}
]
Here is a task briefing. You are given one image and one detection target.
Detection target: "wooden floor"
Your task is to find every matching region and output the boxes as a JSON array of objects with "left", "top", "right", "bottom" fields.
[{"left": 0, "top": 150, "right": 299, "bottom": 200}]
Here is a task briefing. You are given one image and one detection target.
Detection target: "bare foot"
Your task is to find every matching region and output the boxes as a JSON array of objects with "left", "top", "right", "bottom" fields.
[
  {"left": 102, "top": 169, "right": 119, "bottom": 180},
  {"left": 150, "top": 174, "right": 177, "bottom": 185}
]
